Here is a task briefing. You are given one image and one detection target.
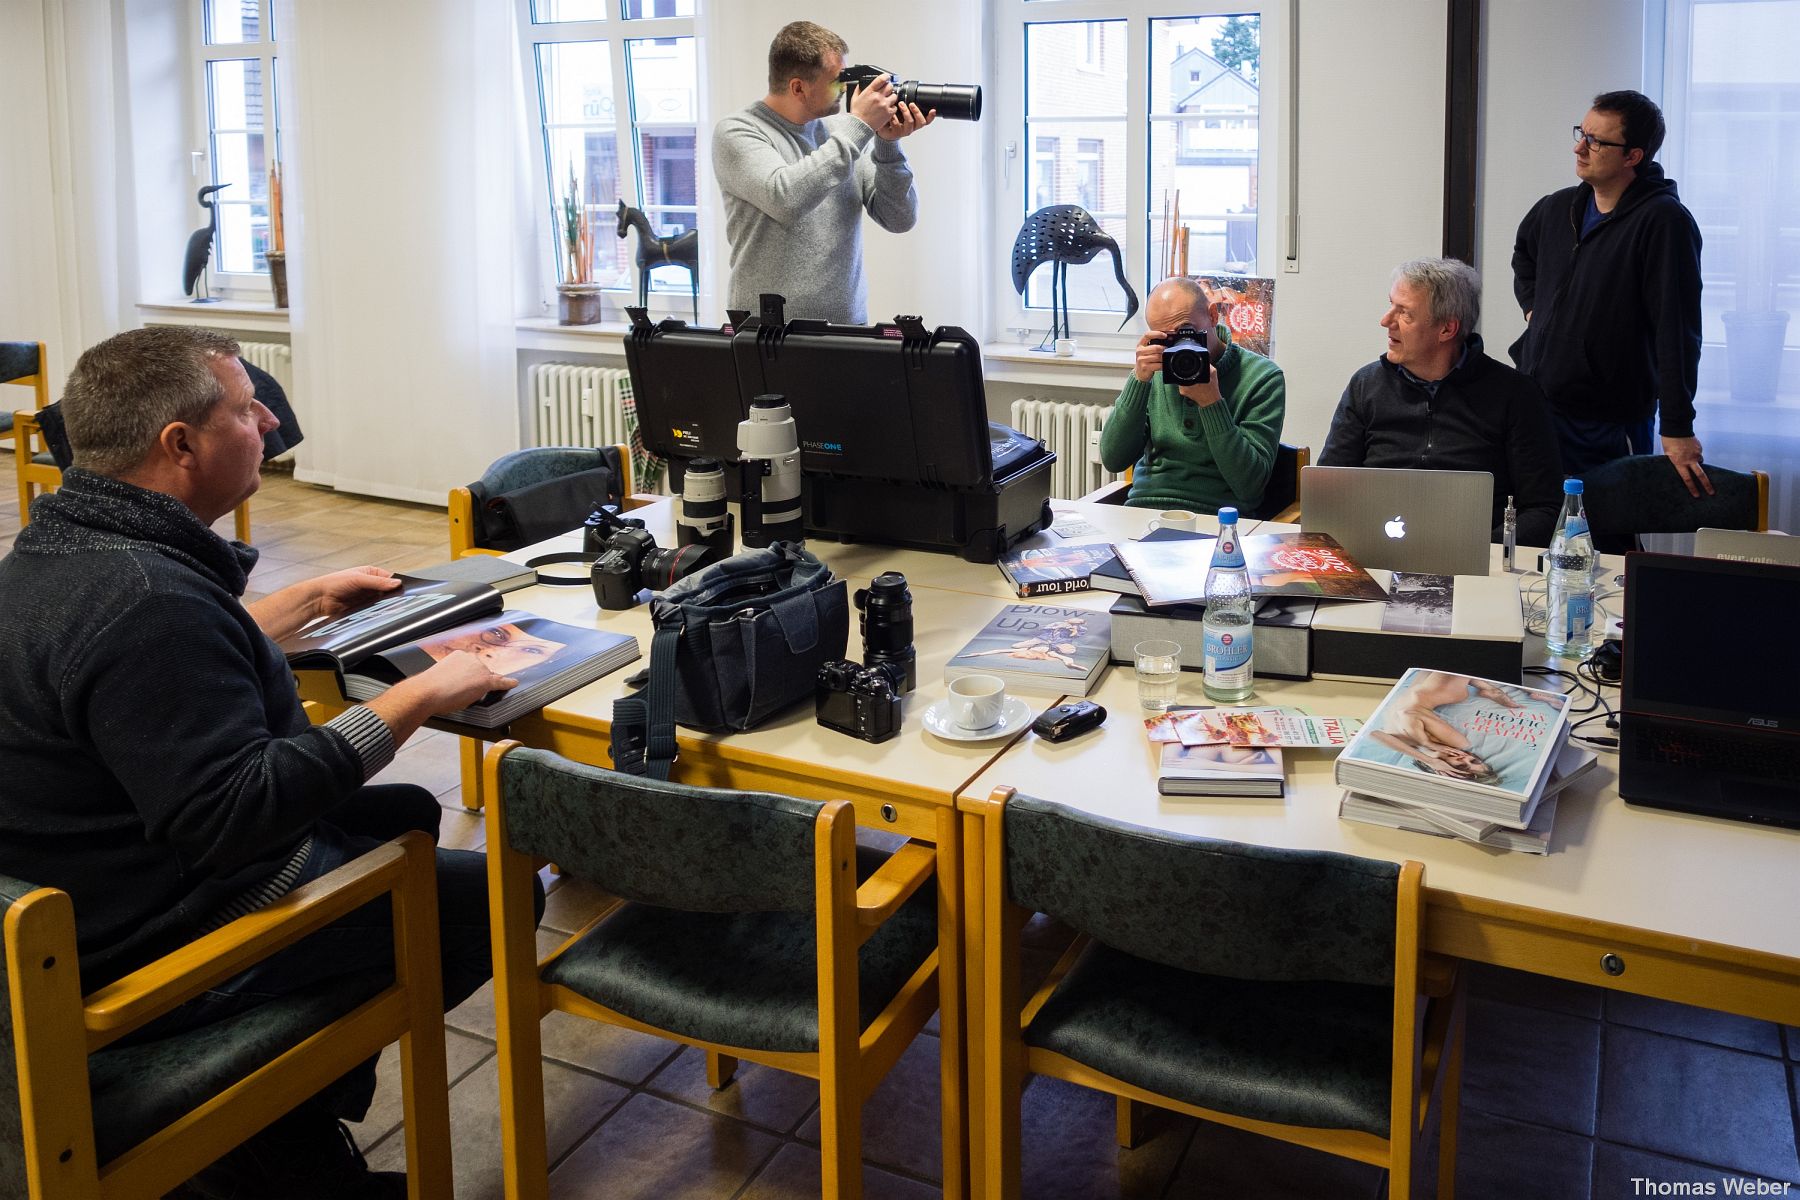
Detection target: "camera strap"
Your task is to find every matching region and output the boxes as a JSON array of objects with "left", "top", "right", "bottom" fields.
[
  {"left": 522, "top": 550, "right": 598, "bottom": 585},
  {"left": 609, "top": 622, "right": 681, "bottom": 779}
]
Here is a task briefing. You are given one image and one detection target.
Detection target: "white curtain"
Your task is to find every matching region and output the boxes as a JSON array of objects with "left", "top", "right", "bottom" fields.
[{"left": 279, "top": 0, "right": 519, "bottom": 505}]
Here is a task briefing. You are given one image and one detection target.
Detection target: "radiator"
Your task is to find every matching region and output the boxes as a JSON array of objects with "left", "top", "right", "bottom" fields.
[
  {"left": 525, "top": 362, "right": 665, "bottom": 491},
  {"left": 1009, "top": 397, "right": 1122, "bottom": 500},
  {"left": 238, "top": 341, "right": 292, "bottom": 392}
]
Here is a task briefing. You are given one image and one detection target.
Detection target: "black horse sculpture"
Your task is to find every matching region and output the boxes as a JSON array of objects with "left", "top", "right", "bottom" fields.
[
  {"left": 182, "top": 183, "right": 230, "bottom": 302},
  {"left": 616, "top": 201, "right": 699, "bottom": 322},
  {"left": 1010, "top": 204, "right": 1139, "bottom": 341}
]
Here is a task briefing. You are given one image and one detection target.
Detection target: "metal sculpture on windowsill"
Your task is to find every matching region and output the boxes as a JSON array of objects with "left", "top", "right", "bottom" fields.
[
  {"left": 182, "top": 183, "right": 230, "bottom": 304},
  {"left": 616, "top": 201, "right": 699, "bottom": 323},
  {"left": 1009, "top": 204, "right": 1139, "bottom": 349}
]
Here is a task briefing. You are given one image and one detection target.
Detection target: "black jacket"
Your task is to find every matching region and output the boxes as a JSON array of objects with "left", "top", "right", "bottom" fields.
[
  {"left": 1510, "top": 162, "right": 1703, "bottom": 438},
  {"left": 1319, "top": 336, "right": 1565, "bottom": 547},
  {"left": 0, "top": 471, "right": 366, "bottom": 987}
]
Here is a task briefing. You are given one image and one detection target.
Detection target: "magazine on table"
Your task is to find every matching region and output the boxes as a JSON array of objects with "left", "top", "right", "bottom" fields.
[
  {"left": 995, "top": 542, "right": 1117, "bottom": 597},
  {"left": 1144, "top": 706, "right": 1361, "bottom": 749},
  {"left": 943, "top": 604, "right": 1111, "bottom": 696},
  {"left": 1334, "top": 669, "right": 1572, "bottom": 824},
  {"left": 1091, "top": 527, "right": 1214, "bottom": 596},
  {"left": 1158, "top": 742, "right": 1285, "bottom": 798},
  {"left": 1339, "top": 746, "right": 1600, "bottom": 854},
  {"left": 1112, "top": 531, "right": 1388, "bottom": 607}
]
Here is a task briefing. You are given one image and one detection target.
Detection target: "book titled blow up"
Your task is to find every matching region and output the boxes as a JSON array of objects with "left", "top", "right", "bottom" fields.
[{"left": 943, "top": 604, "right": 1111, "bottom": 696}]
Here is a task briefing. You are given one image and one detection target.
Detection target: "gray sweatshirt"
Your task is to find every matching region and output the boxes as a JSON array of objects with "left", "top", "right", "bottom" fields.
[{"left": 711, "top": 101, "right": 918, "bottom": 324}]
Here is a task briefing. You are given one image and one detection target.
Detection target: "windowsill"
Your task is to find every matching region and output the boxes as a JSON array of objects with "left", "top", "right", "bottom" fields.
[{"left": 137, "top": 300, "right": 290, "bottom": 334}]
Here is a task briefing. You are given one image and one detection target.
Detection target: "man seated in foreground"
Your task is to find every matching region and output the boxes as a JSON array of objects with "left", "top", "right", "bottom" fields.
[
  {"left": 1099, "top": 276, "right": 1287, "bottom": 514},
  {"left": 1319, "top": 257, "right": 1564, "bottom": 547},
  {"left": 0, "top": 326, "right": 542, "bottom": 1199}
]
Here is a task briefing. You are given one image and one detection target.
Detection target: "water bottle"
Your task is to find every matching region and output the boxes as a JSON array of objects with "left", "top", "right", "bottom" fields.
[
  {"left": 1545, "top": 479, "right": 1596, "bottom": 658},
  {"left": 1203, "top": 507, "right": 1255, "bottom": 701}
]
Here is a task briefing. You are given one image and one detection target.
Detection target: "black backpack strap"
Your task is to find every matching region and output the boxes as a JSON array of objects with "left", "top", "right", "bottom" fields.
[{"left": 609, "top": 622, "right": 681, "bottom": 780}]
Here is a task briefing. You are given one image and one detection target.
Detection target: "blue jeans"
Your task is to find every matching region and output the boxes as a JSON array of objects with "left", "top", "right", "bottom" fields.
[{"left": 137, "top": 784, "right": 543, "bottom": 1121}]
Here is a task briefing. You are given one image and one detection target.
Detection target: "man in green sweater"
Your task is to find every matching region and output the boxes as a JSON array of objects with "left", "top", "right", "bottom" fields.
[{"left": 1099, "top": 277, "right": 1287, "bottom": 513}]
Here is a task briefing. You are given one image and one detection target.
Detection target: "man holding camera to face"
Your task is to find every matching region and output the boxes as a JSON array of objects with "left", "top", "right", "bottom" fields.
[
  {"left": 713, "top": 21, "right": 937, "bottom": 325},
  {"left": 1098, "top": 276, "right": 1287, "bottom": 514}
]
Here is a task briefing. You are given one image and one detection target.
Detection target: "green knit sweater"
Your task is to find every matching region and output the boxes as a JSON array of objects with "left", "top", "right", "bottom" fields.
[{"left": 1098, "top": 332, "right": 1287, "bottom": 513}]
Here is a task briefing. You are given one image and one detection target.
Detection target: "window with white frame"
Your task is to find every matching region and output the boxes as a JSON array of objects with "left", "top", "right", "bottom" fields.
[
  {"left": 519, "top": 0, "right": 699, "bottom": 304},
  {"left": 995, "top": 1, "right": 1275, "bottom": 342},
  {"left": 1657, "top": 0, "right": 1800, "bottom": 529},
  {"left": 195, "top": 0, "right": 279, "bottom": 289}
]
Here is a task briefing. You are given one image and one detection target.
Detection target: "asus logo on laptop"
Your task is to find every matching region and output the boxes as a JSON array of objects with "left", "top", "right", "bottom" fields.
[{"left": 1748, "top": 717, "right": 1782, "bottom": 729}]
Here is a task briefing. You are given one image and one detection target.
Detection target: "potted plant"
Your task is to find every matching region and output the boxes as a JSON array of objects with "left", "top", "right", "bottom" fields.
[
  {"left": 557, "top": 164, "right": 601, "bottom": 326},
  {"left": 1722, "top": 159, "right": 1789, "bottom": 404}
]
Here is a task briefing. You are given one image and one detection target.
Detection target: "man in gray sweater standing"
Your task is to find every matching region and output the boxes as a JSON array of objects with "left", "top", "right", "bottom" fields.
[{"left": 713, "top": 21, "right": 935, "bottom": 324}]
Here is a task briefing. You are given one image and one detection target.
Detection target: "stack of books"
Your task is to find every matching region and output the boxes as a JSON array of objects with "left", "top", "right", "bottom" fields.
[{"left": 1334, "top": 668, "right": 1582, "bottom": 854}]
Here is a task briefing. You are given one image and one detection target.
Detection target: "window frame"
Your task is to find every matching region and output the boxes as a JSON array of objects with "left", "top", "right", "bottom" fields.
[
  {"left": 515, "top": 0, "right": 701, "bottom": 319},
  {"left": 992, "top": 0, "right": 1282, "bottom": 345},
  {"left": 191, "top": 0, "right": 279, "bottom": 298}
]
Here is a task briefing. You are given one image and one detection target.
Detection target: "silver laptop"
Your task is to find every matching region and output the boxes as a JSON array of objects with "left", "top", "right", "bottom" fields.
[
  {"left": 1300, "top": 466, "right": 1493, "bottom": 576},
  {"left": 1694, "top": 527, "right": 1800, "bottom": 567}
]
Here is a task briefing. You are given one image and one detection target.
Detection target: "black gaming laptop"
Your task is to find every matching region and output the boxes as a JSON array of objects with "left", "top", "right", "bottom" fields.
[{"left": 1619, "top": 553, "right": 1800, "bottom": 828}]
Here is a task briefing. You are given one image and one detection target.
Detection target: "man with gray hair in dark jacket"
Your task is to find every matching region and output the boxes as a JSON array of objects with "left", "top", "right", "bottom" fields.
[
  {"left": 1321, "top": 257, "right": 1565, "bottom": 547},
  {"left": 0, "top": 326, "right": 540, "bottom": 1198}
]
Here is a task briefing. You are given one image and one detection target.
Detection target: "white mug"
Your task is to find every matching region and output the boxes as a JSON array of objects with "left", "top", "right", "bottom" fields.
[
  {"left": 1147, "top": 509, "right": 1200, "bottom": 533},
  {"left": 1053, "top": 338, "right": 1077, "bottom": 357},
  {"left": 947, "top": 674, "right": 1006, "bottom": 731}
]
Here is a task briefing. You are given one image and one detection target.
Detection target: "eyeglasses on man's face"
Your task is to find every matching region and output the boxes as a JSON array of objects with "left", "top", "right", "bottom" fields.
[{"left": 1572, "top": 125, "right": 1628, "bottom": 151}]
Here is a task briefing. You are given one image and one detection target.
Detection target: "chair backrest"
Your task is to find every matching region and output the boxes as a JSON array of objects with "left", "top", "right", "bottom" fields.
[
  {"left": 452, "top": 445, "right": 629, "bottom": 555},
  {"left": 1247, "top": 442, "right": 1309, "bottom": 521},
  {"left": 1002, "top": 793, "right": 1400, "bottom": 987},
  {"left": 497, "top": 747, "right": 823, "bottom": 912},
  {"left": 0, "top": 342, "right": 47, "bottom": 399},
  {"left": 0, "top": 874, "right": 41, "bottom": 1200},
  {"left": 1580, "top": 454, "right": 1766, "bottom": 535}
]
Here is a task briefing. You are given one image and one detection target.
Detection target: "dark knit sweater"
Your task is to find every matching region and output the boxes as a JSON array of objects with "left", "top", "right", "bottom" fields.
[
  {"left": 1319, "top": 336, "right": 1565, "bottom": 547},
  {"left": 0, "top": 471, "right": 382, "bottom": 988},
  {"left": 1509, "top": 161, "right": 1703, "bottom": 438}
]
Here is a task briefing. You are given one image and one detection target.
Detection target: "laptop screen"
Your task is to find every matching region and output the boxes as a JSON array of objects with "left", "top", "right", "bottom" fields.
[{"left": 1623, "top": 553, "right": 1800, "bottom": 733}]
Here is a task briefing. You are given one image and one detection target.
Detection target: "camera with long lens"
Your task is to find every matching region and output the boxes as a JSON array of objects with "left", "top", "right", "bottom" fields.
[
  {"left": 853, "top": 571, "right": 915, "bottom": 693},
  {"left": 676, "top": 456, "right": 734, "bottom": 558},
  {"left": 815, "top": 658, "right": 906, "bottom": 743},
  {"left": 736, "top": 395, "right": 805, "bottom": 548},
  {"left": 836, "top": 63, "right": 983, "bottom": 123},
  {"left": 583, "top": 505, "right": 721, "bottom": 610},
  {"left": 1157, "top": 323, "right": 1211, "bottom": 386}
]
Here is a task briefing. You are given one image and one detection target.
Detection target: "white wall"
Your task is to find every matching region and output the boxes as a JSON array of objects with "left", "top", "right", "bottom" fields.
[{"left": 1479, "top": 0, "right": 1646, "bottom": 363}]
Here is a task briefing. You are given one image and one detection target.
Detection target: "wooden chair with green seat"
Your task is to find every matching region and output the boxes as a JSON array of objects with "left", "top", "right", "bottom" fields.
[
  {"left": 445, "top": 445, "right": 632, "bottom": 809},
  {"left": 974, "top": 787, "right": 1464, "bottom": 1200},
  {"left": 0, "top": 341, "right": 50, "bottom": 456},
  {"left": 0, "top": 832, "right": 454, "bottom": 1199},
  {"left": 483, "top": 742, "right": 943, "bottom": 1200},
  {"left": 1082, "top": 443, "right": 1309, "bottom": 523}
]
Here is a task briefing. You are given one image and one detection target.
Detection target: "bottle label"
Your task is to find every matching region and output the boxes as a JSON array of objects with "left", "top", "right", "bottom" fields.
[
  {"left": 1204, "top": 627, "right": 1252, "bottom": 685},
  {"left": 1559, "top": 593, "right": 1593, "bottom": 642},
  {"left": 1212, "top": 528, "right": 1246, "bottom": 570}
]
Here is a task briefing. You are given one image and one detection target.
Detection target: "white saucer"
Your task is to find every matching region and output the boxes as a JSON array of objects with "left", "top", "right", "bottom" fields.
[{"left": 922, "top": 696, "right": 1034, "bottom": 743}]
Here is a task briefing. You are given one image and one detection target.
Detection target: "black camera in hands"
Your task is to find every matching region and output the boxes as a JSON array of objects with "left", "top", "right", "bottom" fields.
[
  {"left": 836, "top": 63, "right": 983, "bottom": 122},
  {"left": 1157, "top": 323, "right": 1211, "bottom": 386},
  {"left": 853, "top": 571, "right": 916, "bottom": 693},
  {"left": 815, "top": 658, "right": 906, "bottom": 743},
  {"left": 584, "top": 505, "right": 721, "bottom": 610}
]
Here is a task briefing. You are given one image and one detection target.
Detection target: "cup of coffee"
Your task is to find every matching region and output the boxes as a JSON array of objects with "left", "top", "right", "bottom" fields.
[
  {"left": 1147, "top": 510, "right": 1200, "bottom": 533},
  {"left": 1053, "top": 338, "right": 1077, "bottom": 357},
  {"left": 947, "top": 674, "right": 1006, "bottom": 731}
]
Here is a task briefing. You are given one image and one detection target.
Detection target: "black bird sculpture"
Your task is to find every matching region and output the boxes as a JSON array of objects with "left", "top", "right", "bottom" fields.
[
  {"left": 616, "top": 200, "right": 699, "bottom": 322},
  {"left": 183, "top": 183, "right": 230, "bottom": 301},
  {"left": 1010, "top": 204, "right": 1140, "bottom": 341}
]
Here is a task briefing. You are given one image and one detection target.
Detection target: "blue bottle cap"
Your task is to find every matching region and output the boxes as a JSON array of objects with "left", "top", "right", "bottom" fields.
[
  {"left": 1217, "top": 506, "right": 1239, "bottom": 525},
  {"left": 1563, "top": 479, "right": 1583, "bottom": 495}
]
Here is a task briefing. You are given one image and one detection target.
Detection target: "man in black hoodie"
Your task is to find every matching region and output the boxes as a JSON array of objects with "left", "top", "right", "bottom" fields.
[{"left": 1511, "top": 89, "right": 1710, "bottom": 497}]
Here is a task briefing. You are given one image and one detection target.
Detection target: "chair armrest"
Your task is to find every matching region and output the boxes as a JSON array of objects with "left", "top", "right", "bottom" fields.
[
  {"left": 14, "top": 410, "right": 40, "bottom": 464},
  {"left": 81, "top": 833, "right": 431, "bottom": 1048},
  {"left": 1079, "top": 479, "right": 1130, "bottom": 505},
  {"left": 854, "top": 841, "right": 935, "bottom": 939}
]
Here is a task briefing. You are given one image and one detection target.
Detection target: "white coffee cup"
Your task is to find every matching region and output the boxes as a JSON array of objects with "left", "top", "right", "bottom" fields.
[
  {"left": 947, "top": 674, "right": 1006, "bottom": 731},
  {"left": 1053, "top": 338, "right": 1077, "bottom": 357},
  {"left": 1147, "top": 509, "right": 1201, "bottom": 533}
]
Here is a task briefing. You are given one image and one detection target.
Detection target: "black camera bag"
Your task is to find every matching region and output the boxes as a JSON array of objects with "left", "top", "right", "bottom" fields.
[{"left": 610, "top": 542, "right": 847, "bottom": 778}]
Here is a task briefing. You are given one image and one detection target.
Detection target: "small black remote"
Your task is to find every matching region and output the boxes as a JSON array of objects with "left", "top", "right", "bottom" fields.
[{"left": 1032, "top": 700, "right": 1107, "bottom": 742}]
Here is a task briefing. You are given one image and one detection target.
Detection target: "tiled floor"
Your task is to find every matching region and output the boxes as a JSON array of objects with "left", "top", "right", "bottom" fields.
[{"left": 5, "top": 455, "right": 1799, "bottom": 1198}]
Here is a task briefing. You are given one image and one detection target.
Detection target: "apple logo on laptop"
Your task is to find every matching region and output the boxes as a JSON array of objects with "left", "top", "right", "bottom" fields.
[{"left": 1384, "top": 514, "right": 1407, "bottom": 540}]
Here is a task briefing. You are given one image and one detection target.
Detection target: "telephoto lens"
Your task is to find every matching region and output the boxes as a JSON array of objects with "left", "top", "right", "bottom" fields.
[
  {"left": 676, "top": 456, "right": 734, "bottom": 558},
  {"left": 736, "top": 394, "right": 804, "bottom": 548},
  {"left": 853, "top": 571, "right": 916, "bottom": 693},
  {"left": 836, "top": 64, "right": 983, "bottom": 122}
]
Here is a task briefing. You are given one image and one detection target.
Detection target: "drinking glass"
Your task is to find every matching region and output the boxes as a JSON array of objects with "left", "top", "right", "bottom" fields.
[{"left": 1134, "top": 639, "right": 1182, "bottom": 712}]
